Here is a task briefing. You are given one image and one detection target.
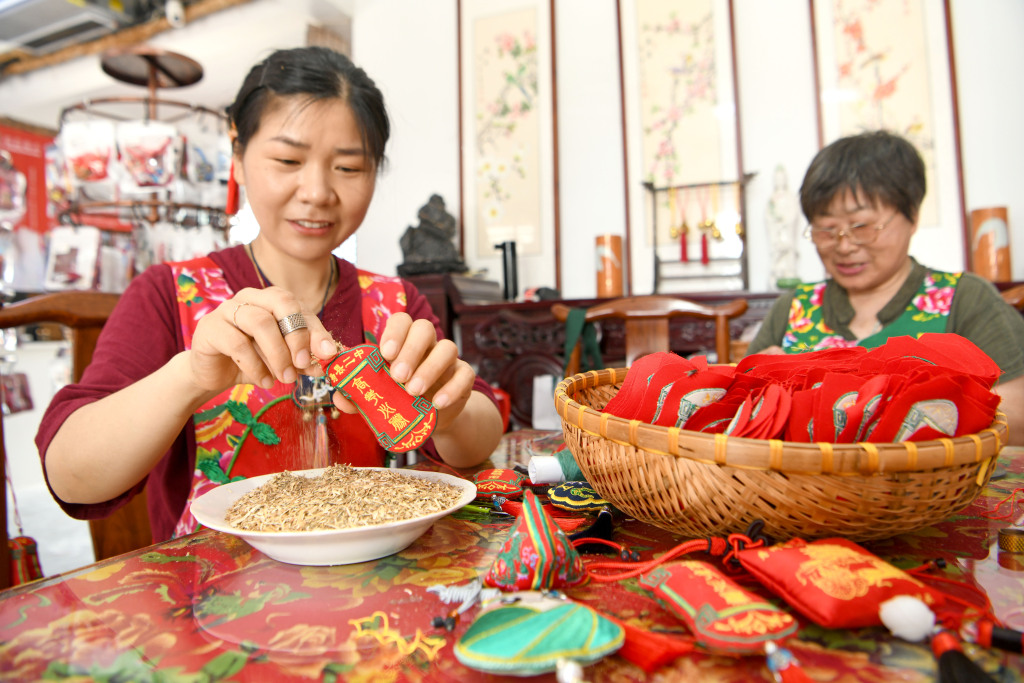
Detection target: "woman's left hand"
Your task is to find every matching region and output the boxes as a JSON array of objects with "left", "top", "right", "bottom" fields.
[{"left": 332, "top": 313, "right": 476, "bottom": 430}]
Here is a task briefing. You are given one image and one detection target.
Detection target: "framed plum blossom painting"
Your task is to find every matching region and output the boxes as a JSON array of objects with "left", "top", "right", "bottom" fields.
[
  {"left": 617, "top": 0, "right": 746, "bottom": 294},
  {"left": 459, "top": 0, "right": 559, "bottom": 292},
  {"left": 810, "top": 0, "right": 968, "bottom": 269}
]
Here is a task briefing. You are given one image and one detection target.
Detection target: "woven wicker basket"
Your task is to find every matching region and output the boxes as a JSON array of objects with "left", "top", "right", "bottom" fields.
[{"left": 555, "top": 368, "right": 1007, "bottom": 542}]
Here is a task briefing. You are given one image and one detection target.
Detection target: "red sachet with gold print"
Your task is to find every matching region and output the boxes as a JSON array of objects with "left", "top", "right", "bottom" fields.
[
  {"left": 473, "top": 468, "right": 527, "bottom": 501},
  {"left": 733, "top": 537, "right": 944, "bottom": 629},
  {"left": 319, "top": 344, "right": 436, "bottom": 453},
  {"left": 639, "top": 560, "right": 798, "bottom": 653}
]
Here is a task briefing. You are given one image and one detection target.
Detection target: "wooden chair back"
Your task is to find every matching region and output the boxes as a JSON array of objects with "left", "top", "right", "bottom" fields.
[
  {"left": 551, "top": 295, "right": 749, "bottom": 377},
  {"left": 1001, "top": 283, "right": 1024, "bottom": 311},
  {"left": 0, "top": 291, "right": 151, "bottom": 590}
]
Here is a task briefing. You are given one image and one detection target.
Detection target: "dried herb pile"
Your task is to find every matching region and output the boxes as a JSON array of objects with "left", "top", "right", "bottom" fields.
[{"left": 224, "top": 465, "right": 462, "bottom": 532}]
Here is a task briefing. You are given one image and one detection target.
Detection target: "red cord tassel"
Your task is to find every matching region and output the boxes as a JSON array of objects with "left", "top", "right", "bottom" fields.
[
  {"left": 680, "top": 229, "right": 688, "bottom": 262},
  {"left": 602, "top": 614, "right": 695, "bottom": 673},
  {"left": 225, "top": 159, "right": 239, "bottom": 215},
  {"left": 700, "top": 231, "right": 709, "bottom": 265}
]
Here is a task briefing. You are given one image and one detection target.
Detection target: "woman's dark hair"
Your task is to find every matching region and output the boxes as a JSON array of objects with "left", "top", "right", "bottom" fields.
[
  {"left": 226, "top": 46, "right": 389, "bottom": 170},
  {"left": 799, "top": 130, "right": 926, "bottom": 223}
]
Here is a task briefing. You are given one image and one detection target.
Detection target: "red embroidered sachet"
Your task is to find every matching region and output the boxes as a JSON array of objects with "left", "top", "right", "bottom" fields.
[
  {"left": 473, "top": 469, "right": 526, "bottom": 501},
  {"left": 603, "top": 353, "right": 692, "bottom": 420},
  {"left": 684, "top": 389, "right": 747, "bottom": 434},
  {"left": 639, "top": 560, "right": 798, "bottom": 653},
  {"left": 833, "top": 373, "right": 892, "bottom": 443},
  {"left": 319, "top": 344, "right": 436, "bottom": 453},
  {"left": 735, "top": 346, "right": 867, "bottom": 385},
  {"left": 809, "top": 372, "right": 871, "bottom": 442},
  {"left": 859, "top": 333, "right": 1001, "bottom": 387},
  {"left": 865, "top": 370, "right": 1001, "bottom": 442},
  {"left": 645, "top": 366, "right": 736, "bottom": 428},
  {"left": 726, "top": 383, "right": 791, "bottom": 439},
  {"left": 733, "top": 537, "right": 945, "bottom": 629}
]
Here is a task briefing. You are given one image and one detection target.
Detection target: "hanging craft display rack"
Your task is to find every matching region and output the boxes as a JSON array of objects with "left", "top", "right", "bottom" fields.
[
  {"left": 55, "top": 45, "right": 230, "bottom": 234},
  {"left": 644, "top": 174, "right": 755, "bottom": 294}
]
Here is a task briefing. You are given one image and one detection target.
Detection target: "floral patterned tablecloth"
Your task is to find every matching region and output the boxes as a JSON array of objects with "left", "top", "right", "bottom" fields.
[{"left": 1, "top": 434, "right": 1021, "bottom": 682}]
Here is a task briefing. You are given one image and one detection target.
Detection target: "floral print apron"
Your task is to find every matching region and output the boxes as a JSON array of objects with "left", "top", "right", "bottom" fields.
[
  {"left": 782, "top": 270, "right": 961, "bottom": 352},
  {"left": 170, "top": 257, "right": 407, "bottom": 537}
]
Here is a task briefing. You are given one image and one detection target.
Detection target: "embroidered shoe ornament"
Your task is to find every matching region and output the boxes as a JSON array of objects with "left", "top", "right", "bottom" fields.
[
  {"left": 454, "top": 591, "right": 624, "bottom": 675},
  {"left": 318, "top": 344, "right": 436, "bottom": 453},
  {"left": 484, "top": 490, "right": 589, "bottom": 591},
  {"left": 547, "top": 481, "right": 610, "bottom": 512}
]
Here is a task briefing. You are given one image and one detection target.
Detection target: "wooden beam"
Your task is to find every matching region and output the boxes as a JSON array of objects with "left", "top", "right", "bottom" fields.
[
  {"left": 0, "top": 116, "right": 57, "bottom": 137},
  {"left": 0, "top": 0, "right": 253, "bottom": 77}
]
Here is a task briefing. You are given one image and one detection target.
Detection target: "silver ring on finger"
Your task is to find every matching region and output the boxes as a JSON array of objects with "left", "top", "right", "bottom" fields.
[
  {"left": 232, "top": 302, "right": 253, "bottom": 329},
  {"left": 277, "top": 312, "right": 308, "bottom": 336}
]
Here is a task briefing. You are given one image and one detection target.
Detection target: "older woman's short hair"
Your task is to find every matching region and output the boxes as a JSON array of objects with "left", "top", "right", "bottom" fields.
[{"left": 800, "top": 130, "right": 926, "bottom": 224}]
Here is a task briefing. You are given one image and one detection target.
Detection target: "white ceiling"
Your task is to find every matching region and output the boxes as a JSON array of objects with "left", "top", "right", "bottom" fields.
[{"left": 0, "top": 0, "right": 357, "bottom": 131}]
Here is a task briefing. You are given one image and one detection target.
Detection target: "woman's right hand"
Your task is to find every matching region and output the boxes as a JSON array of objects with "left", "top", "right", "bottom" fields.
[{"left": 187, "top": 286, "right": 340, "bottom": 395}]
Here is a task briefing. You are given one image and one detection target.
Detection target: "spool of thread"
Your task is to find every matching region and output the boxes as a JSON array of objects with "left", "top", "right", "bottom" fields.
[{"left": 528, "top": 449, "right": 585, "bottom": 484}]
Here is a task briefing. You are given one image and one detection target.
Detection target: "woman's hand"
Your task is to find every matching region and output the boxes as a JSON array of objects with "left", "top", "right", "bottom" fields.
[{"left": 188, "top": 286, "right": 339, "bottom": 396}]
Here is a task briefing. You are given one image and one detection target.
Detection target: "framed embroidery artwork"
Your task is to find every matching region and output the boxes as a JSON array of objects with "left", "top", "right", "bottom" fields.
[{"left": 458, "top": 0, "right": 560, "bottom": 295}]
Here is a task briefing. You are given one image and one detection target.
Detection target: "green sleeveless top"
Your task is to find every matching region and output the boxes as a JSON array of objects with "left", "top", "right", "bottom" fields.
[{"left": 782, "top": 270, "right": 961, "bottom": 352}]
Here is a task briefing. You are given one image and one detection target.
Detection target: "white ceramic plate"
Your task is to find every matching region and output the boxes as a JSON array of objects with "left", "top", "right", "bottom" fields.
[{"left": 190, "top": 467, "right": 477, "bottom": 566}]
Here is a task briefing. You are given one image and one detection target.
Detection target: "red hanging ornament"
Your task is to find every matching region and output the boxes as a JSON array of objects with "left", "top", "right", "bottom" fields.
[
  {"left": 225, "top": 158, "right": 240, "bottom": 215},
  {"left": 697, "top": 184, "right": 711, "bottom": 265},
  {"left": 680, "top": 188, "right": 690, "bottom": 263}
]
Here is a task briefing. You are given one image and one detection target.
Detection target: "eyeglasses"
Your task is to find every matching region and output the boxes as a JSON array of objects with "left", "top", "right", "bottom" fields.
[{"left": 803, "top": 212, "right": 900, "bottom": 247}]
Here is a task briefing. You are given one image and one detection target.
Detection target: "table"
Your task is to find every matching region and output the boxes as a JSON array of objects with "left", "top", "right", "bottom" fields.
[{"left": 1, "top": 434, "right": 1022, "bottom": 682}]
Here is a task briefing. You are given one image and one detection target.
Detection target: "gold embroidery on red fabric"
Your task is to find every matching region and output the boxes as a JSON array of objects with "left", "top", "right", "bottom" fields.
[{"left": 794, "top": 545, "right": 918, "bottom": 600}]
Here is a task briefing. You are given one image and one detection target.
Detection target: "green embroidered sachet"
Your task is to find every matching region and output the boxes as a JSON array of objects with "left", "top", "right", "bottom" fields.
[{"left": 455, "top": 592, "right": 623, "bottom": 675}]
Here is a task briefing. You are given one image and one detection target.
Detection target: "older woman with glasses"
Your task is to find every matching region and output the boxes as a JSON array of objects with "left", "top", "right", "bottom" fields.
[{"left": 747, "top": 130, "right": 1024, "bottom": 445}]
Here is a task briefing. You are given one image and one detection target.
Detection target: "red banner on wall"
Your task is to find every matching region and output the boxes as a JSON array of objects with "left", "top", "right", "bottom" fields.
[{"left": 0, "top": 124, "right": 56, "bottom": 234}]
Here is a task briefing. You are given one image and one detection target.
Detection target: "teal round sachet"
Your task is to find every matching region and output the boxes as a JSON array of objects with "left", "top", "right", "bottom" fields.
[
  {"left": 455, "top": 595, "right": 623, "bottom": 675},
  {"left": 547, "top": 481, "right": 609, "bottom": 512}
]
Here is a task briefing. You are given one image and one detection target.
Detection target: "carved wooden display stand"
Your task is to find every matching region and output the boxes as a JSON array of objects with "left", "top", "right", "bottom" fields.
[
  {"left": 646, "top": 176, "right": 754, "bottom": 294},
  {"left": 444, "top": 280, "right": 777, "bottom": 429}
]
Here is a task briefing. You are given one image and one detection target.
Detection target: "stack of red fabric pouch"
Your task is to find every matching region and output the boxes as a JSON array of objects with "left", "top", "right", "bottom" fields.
[{"left": 602, "top": 333, "right": 1002, "bottom": 443}]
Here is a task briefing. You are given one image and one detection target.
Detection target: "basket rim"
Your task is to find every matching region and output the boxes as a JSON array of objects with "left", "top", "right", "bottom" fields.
[{"left": 554, "top": 367, "right": 1006, "bottom": 476}]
